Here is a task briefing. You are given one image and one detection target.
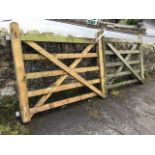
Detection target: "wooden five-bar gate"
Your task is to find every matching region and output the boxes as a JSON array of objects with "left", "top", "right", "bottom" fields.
[{"left": 10, "top": 22, "right": 144, "bottom": 123}]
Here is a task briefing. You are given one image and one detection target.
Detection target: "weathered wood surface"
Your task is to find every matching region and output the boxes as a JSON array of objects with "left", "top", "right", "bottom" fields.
[
  {"left": 106, "top": 60, "right": 140, "bottom": 67},
  {"left": 107, "top": 43, "right": 143, "bottom": 83},
  {"left": 138, "top": 35, "right": 145, "bottom": 79},
  {"left": 107, "top": 79, "right": 138, "bottom": 89},
  {"left": 107, "top": 70, "right": 140, "bottom": 78},
  {"left": 21, "top": 33, "right": 95, "bottom": 44},
  {"left": 105, "top": 37, "right": 140, "bottom": 43},
  {"left": 97, "top": 32, "right": 106, "bottom": 97},
  {"left": 105, "top": 50, "right": 139, "bottom": 55},
  {"left": 108, "top": 44, "right": 138, "bottom": 85}
]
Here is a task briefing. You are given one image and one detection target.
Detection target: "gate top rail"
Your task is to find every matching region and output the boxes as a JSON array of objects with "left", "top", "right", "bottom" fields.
[
  {"left": 21, "top": 33, "right": 96, "bottom": 44},
  {"left": 21, "top": 34, "right": 140, "bottom": 44},
  {"left": 6, "top": 32, "right": 141, "bottom": 44},
  {"left": 104, "top": 37, "right": 141, "bottom": 43}
]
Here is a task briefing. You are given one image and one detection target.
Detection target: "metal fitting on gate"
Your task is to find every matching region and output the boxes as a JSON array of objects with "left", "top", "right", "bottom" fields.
[{"left": 95, "top": 30, "right": 106, "bottom": 42}]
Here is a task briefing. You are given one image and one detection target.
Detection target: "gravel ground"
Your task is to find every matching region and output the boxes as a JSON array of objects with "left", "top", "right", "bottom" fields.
[{"left": 29, "top": 78, "right": 155, "bottom": 135}]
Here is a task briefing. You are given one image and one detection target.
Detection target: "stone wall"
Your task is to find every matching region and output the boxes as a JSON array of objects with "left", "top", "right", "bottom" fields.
[
  {"left": 0, "top": 41, "right": 155, "bottom": 100},
  {"left": 0, "top": 42, "right": 16, "bottom": 99},
  {"left": 0, "top": 42, "right": 97, "bottom": 100},
  {"left": 143, "top": 44, "right": 155, "bottom": 72}
]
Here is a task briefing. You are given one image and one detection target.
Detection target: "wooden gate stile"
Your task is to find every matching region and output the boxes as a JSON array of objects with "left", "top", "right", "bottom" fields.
[{"left": 10, "top": 22, "right": 107, "bottom": 123}]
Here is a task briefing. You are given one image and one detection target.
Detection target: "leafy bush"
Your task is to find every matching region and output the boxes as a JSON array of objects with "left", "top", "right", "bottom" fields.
[{"left": 120, "top": 19, "right": 143, "bottom": 25}]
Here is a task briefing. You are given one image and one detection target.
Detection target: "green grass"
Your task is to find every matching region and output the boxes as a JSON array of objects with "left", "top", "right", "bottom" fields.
[
  {"left": 110, "top": 89, "right": 120, "bottom": 96},
  {"left": 0, "top": 96, "right": 31, "bottom": 135}
]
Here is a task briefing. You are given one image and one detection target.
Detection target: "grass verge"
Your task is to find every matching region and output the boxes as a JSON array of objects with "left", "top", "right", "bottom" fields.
[{"left": 0, "top": 96, "right": 31, "bottom": 135}]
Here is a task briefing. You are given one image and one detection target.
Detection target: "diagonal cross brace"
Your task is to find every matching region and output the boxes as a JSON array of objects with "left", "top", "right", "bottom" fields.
[
  {"left": 25, "top": 41, "right": 104, "bottom": 100},
  {"left": 109, "top": 44, "right": 138, "bottom": 85},
  {"left": 34, "top": 43, "right": 95, "bottom": 107},
  {"left": 107, "top": 43, "right": 143, "bottom": 84}
]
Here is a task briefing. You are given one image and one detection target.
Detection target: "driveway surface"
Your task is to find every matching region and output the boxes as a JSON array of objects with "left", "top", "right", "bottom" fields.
[{"left": 29, "top": 78, "right": 155, "bottom": 135}]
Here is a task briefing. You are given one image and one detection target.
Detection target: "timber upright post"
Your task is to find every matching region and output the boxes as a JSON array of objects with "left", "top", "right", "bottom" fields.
[
  {"left": 138, "top": 35, "right": 144, "bottom": 80},
  {"left": 97, "top": 31, "right": 107, "bottom": 97},
  {"left": 10, "top": 22, "right": 31, "bottom": 123}
]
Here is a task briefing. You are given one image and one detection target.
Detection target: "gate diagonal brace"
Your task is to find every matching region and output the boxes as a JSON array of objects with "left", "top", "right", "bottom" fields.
[
  {"left": 109, "top": 44, "right": 138, "bottom": 85},
  {"left": 25, "top": 41, "right": 104, "bottom": 99},
  {"left": 33, "top": 44, "right": 95, "bottom": 108},
  {"left": 107, "top": 43, "right": 143, "bottom": 84}
]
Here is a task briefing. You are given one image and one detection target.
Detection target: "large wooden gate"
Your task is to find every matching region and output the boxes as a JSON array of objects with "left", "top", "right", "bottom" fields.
[
  {"left": 10, "top": 22, "right": 144, "bottom": 123},
  {"left": 10, "top": 22, "right": 106, "bottom": 123}
]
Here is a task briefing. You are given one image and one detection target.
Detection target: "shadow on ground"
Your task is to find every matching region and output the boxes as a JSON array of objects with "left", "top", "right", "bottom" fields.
[{"left": 28, "top": 79, "right": 155, "bottom": 135}]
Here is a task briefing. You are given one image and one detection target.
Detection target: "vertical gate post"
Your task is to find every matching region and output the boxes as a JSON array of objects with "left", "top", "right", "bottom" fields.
[
  {"left": 10, "top": 22, "right": 31, "bottom": 123},
  {"left": 138, "top": 35, "right": 144, "bottom": 80},
  {"left": 97, "top": 31, "right": 107, "bottom": 97}
]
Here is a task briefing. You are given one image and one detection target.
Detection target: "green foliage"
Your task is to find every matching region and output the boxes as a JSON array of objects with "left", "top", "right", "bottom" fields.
[
  {"left": 42, "top": 32, "right": 55, "bottom": 35},
  {"left": 21, "top": 33, "right": 92, "bottom": 44},
  {"left": 144, "top": 70, "right": 153, "bottom": 78},
  {"left": 110, "top": 89, "right": 120, "bottom": 96},
  {"left": 119, "top": 19, "right": 143, "bottom": 25},
  {"left": 0, "top": 96, "right": 17, "bottom": 109},
  {"left": 0, "top": 96, "right": 31, "bottom": 135},
  {"left": 0, "top": 123, "right": 30, "bottom": 135},
  {"left": 0, "top": 28, "right": 9, "bottom": 34},
  {"left": 27, "top": 30, "right": 40, "bottom": 34}
]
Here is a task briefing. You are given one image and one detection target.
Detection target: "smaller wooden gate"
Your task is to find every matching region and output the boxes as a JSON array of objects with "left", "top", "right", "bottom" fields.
[
  {"left": 105, "top": 37, "right": 144, "bottom": 89},
  {"left": 10, "top": 22, "right": 106, "bottom": 123}
]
